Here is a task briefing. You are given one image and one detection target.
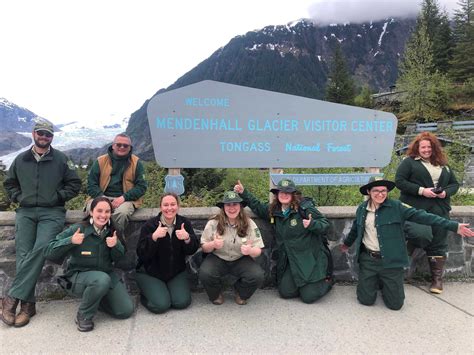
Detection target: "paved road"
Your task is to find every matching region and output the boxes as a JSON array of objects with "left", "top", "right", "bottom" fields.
[{"left": 1, "top": 283, "right": 473, "bottom": 354}]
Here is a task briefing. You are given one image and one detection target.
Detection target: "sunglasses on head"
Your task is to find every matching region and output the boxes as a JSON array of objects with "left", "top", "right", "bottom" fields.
[
  {"left": 114, "top": 143, "right": 130, "bottom": 149},
  {"left": 35, "top": 130, "right": 53, "bottom": 138}
]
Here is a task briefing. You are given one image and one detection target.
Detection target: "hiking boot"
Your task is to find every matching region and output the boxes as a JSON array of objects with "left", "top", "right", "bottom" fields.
[
  {"left": 428, "top": 256, "right": 446, "bottom": 294},
  {"left": 234, "top": 292, "right": 247, "bottom": 306},
  {"left": 1, "top": 296, "right": 19, "bottom": 326},
  {"left": 14, "top": 301, "right": 36, "bottom": 327},
  {"left": 75, "top": 313, "right": 94, "bottom": 332},
  {"left": 212, "top": 294, "right": 224, "bottom": 305}
]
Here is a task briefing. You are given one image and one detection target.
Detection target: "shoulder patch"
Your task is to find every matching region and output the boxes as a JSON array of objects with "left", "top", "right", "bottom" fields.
[{"left": 254, "top": 228, "right": 262, "bottom": 239}]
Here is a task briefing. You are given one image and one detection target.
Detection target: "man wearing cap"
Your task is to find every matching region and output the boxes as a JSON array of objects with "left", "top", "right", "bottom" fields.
[
  {"left": 2, "top": 121, "right": 81, "bottom": 327},
  {"left": 86, "top": 133, "right": 147, "bottom": 240},
  {"left": 340, "top": 177, "right": 474, "bottom": 310}
]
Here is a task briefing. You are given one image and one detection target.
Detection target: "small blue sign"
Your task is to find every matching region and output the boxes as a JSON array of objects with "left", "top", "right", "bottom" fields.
[
  {"left": 164, "top": 174, "right": 185, "bottom": 195},
  {"left": 271, "top": 173, "right": 384, "bottom": 186}
]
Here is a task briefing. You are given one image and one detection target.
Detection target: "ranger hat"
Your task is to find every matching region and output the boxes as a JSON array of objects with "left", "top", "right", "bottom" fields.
[
  {"left": 270, "top": 179, "right": 298, "bottom": 194},
  {"left": 33, "top": 121, "right": 54, "bottom": 135},
  {"left": 359, "top": 176, "right": 396, "bottom": 195},
  {"left": 216, "top": 191, "right": 245, "bottom": 208}
]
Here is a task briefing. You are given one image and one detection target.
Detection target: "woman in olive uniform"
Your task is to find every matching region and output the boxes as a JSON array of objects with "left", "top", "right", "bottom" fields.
[
  {"left": 45, "top": 197, "right": 134, "bottom": 331},
  {"left": 199, "top": 191, "right": 265, "bottom": 305},
  {"left": 136, "top": 193, "right": 199, "bottom": 314},
  {"left": 341, "top": 177, "right": 473, "bottom": 310},
  {"left": 234, "top": 179, "right": 332, "bottom": 304},
  {"left": 395, "top": 132, "right": 459, "bottom": 294}
]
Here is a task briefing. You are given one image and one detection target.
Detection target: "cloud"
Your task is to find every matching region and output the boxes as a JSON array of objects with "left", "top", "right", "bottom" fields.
[{"left": 308, "top": 0, "right": 459, "bottom": 26}]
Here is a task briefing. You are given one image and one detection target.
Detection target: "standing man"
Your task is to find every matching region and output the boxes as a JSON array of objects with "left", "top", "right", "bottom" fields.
[
  {"left": 86, "top": 133, "right": 147, "bottom": 239},
  {"left": 2, "top": 121, "right": 81, "bottom": 327}
]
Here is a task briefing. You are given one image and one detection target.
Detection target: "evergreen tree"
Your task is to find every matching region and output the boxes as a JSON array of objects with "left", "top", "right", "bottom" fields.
[
  {"left": 417, "top": 0, "right": 453, "bottom": 73},
  {"left": 449, "top": 0, "right": 474, "bottom": 82},
  {"left": 397, "top": 22, "right": 450, "bottom": 121},
  {"left": 325, "top": 44, "right": 355, "bottom": 105},
  {"left": 354, "top": 86, "right": 373, "bottom": 108}
]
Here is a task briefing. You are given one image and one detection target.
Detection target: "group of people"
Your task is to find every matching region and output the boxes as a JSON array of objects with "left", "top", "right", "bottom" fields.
[{"left": 1, "top": 122, "right": 473, "bottom": 332}]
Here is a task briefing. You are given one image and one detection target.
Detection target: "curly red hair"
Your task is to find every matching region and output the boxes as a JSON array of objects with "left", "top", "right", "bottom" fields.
[{"left": 406, "top": 132, "right": 448, "bottom": 166}]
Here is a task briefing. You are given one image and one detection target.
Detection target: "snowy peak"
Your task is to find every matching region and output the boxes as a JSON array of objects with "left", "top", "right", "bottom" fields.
[{"left": 0, "top": 97, "right": 51, "bottom": 132}]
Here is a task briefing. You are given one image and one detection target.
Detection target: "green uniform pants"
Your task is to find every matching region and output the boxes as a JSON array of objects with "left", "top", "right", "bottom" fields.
[
  {"left": 278, "top": 266, "right": 332, "bottom": 304},
  {"left": 69, "top": 271, "right": 134, "bottom": 320},
  {"left": 9, "top": 207, "right": 66, "bottom": 302},
  {"left": 199, "top": 254, "right": 264, "bottom": 302},
  {"left": 135, "top": 271, "right": 191, "bottom": 314},
  {"left": 357, "top": 252, "right": 405, "bottom": 310},
  {"left": 408, "top": 206, "right": 449, "bottom": 257}
]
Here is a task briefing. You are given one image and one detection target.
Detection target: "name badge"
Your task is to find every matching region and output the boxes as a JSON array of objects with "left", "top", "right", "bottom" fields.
[{"left": 81, "top": 251, "right": 92, "bottom": 256}]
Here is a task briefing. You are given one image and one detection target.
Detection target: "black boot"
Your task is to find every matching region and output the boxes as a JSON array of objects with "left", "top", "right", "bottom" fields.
[{"left": 75, "top": 312, "right": 94, "bottom": 332}]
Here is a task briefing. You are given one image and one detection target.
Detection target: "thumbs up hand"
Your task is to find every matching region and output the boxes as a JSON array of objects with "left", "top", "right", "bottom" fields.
[
  {"left": 176, "top": 223, "right": 190, "bottom": 241},
  {"left": 71, "top": 227, "right": 85, "bottom": 245},
  {"left": 152, "top": 222, "right": 168, "bottom": 241},
  {"left": 303, "top": 213, "right": 313, "bottom": 229},
  {"left": 213, "top": 234, "right": 224, "bottom": 250},
  {"left": 106, "top": 231, "right": 118, "bottom": 248},
  {"left": 234, "top": 180, "right": 244, "bottom": 194},
  {"left": 241, "top": 238, "right": 252, "bottom": 255}
]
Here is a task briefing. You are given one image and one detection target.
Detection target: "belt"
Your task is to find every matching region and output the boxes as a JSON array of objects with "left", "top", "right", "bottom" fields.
[{"left": 362, "top": 245, "right": 382, "bottom": 259}]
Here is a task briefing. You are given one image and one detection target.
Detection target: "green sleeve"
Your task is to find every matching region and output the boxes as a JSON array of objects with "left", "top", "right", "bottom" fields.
[
  {"left": 3, "top": 158, "right": 21, "bottom": 202},
  {"left": 240, "top": 190, "right": 270, "bottom": 220},
  {"left": 123, "top": 160, "right": 148, "bottom": 201},
  {"left": 303, "top": 205, "right": 330, "bottom": 235},
  {"left": 395, "top": 158, "right": 420, "bottom": 196},
  {"left": 44, "top": 225, "right": 79, "bottom": 260},
  {"left": 444, "top": 166, "right": 459, "bottom": 198},
  {"left": 87, "top": 160, "right": 103, "bottom": 198},
  {"left": 110, "top": 239, "right": 125, "bottom": 261},
  {"left": 400, "top": 202, "right": 458, "bottom": 232}
]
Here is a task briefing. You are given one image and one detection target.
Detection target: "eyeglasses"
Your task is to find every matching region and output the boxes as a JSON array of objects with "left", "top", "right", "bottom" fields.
[
  {"left": 114, "top": 143, "right": 130, "bottom": 149},
  {"left": 371, "top": 189, "right": 388, "bottom": 195},
  {"left": 35, "top": 130, "right": 53, "bottom": 138}
]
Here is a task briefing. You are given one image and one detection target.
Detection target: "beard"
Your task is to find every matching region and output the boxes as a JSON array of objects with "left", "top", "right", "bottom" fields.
[{"left": 34, "top": 137, "right": 52, "bottom": 149}]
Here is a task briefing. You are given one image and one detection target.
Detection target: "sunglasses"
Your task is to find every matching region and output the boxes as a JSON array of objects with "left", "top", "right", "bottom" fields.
[
  {"left": 35, "top": 130, "right": 53, "bottom": 138},
  {"left": 114, "top": 143, "right": 130, "bottom": 149}
]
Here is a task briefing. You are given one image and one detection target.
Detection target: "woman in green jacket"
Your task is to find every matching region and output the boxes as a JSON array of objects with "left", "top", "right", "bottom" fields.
[
  {"left": 341, "top": 177, "right": 473, "bottom": 310},
  {"left": 45, "top": 197, "right": 134, "bottom": 332},
  {"left": 395, "top": 132, "right": 460, "bottom": 294},
  {"left": 234, "top": 179, "right": 332, "bottom": 304}
]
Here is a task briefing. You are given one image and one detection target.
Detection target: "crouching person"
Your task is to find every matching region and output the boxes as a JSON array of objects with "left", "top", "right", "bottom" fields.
[
  {"left": 44, "top": 197, "right": 134, "bottom": 332},
  {"left": 341, "top": 177, "right": 474, "bottom": 310},
  {"left": 199, "top": 191, "right": 265, "bottom": 305}
]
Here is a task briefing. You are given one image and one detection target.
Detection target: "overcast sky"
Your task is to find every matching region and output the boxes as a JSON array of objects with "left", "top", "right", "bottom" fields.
[{"left": 0, "top": 0, "right": 459, "bottom": 125}]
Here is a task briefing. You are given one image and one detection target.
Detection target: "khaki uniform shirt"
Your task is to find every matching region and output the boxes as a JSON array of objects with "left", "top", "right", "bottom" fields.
[
  {"left": 362, "top": 203, "right": 380, "bottom": 251},
  {"left": 201, "top": 219, "right": 264, "bottom": 261},
  {"left": 415, "top": 157, "right": 442, "bottom": 195}
]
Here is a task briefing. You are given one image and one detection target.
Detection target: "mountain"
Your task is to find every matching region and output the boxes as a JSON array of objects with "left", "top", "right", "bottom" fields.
[
  {"left": 0, "top": 98, "right": 54, "bottom": 155},
  {"left": 126, "top": 18, "right": 416, "bottom": 161},
  {"left": 0, "top": 97, "right": 128, "bottom": 166},
  {"left": 0, "top": 98, "right": 56, "bottom": 132}
]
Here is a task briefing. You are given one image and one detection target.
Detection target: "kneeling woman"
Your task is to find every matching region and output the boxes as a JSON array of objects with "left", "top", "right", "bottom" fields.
[
  {"left": 234, "top": 179, "right": 332, "bottom": 304},
  {"left": 44, "top": 197, "right": 134, "bottom": 332},
  {"left": 341, "top": 177, "right": 474, "bottom": 310},
  {"left": 136, "top": 193, "right": 199, "bottom": 314},
  {"left": 199, "top": 191, "right": 265, "bottom": 305}
]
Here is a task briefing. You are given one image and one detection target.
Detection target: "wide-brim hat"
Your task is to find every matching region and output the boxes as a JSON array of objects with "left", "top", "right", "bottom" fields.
[
  {"left": 360, "top": 176, "right": 396, "bottom": 195},
  {"left": 33, "top": 120, "right": 54, "bottom": 134},
  {"left": 216, "top": 191, "right": 246, "bottom": 208},
  {"left": 270, "top": 178, "right": 298, "bottom": 194}
]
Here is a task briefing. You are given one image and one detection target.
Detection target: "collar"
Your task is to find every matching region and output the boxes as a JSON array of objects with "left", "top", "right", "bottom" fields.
[{"left": 160, "top": 214, "right": 176, "bottom": 227}]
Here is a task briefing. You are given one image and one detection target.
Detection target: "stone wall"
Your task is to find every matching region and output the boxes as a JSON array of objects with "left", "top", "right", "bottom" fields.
[{"left": 1, "top": 206, "right": 473, "bottom": 299}]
